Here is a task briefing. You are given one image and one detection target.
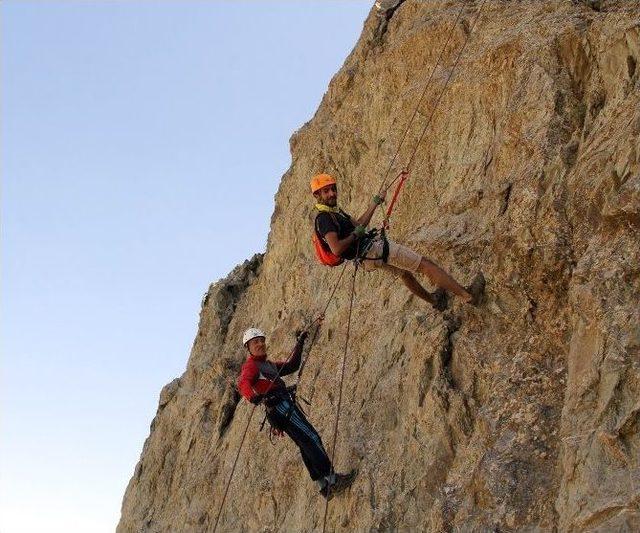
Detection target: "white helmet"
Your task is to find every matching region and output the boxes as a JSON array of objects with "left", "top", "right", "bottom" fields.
[{"left": 242, "top": 327, "right": 266, "bottom": 347}]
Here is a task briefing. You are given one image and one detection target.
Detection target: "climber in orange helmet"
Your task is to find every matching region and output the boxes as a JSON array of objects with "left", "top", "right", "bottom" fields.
[{"left": 310, "top": 173, "right": 484, "bottom": 310}]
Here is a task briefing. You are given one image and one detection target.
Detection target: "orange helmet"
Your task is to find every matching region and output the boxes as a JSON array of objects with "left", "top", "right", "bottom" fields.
[{"left": 310, "top": 174, "right": 337, "bottom": 194}]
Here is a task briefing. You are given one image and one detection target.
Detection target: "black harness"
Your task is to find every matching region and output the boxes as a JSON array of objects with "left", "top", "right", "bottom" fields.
[
  {"left": 259, "top": 385, "right": 311, "bottom": 443},
  {"left": 358, "top": 227, "right": 390, "bottom": 263},
  {"left": 315, "top": 210, "right": 390, "bottom": 263}
]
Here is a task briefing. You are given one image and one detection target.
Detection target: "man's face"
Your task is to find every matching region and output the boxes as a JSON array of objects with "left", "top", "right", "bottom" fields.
[
  {"left": 246, "top": 336, "right": 266, "bottom": 357},
  {"left": 314, "top": 183, "right": 338, "bottom": 206}
]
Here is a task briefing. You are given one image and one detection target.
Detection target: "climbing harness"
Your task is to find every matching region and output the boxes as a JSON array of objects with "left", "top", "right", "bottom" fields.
[
  {"left": 354, "top": 227, "right": 389, "bottom": 265},
  {"left": 258, "top": 384, "right": 312, "bottom": 444}
]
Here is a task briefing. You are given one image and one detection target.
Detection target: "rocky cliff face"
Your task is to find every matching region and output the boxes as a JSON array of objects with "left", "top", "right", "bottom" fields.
[{"left": 118, "top": 2, "right": 640, "bottom": 531}]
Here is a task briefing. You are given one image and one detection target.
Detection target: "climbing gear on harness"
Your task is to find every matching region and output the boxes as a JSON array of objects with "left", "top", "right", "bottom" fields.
[
  {"left": 310, "top": 174, "right": 337, "bottom": 193},
  {"left": 353, "top": 225, "right": 366, "bottom": 238},
  {"left": 242, "top": 328, "right": 266, "bottom": 347},
  {"left": 249, "top": 393, "right": 265, "bottom": 405},
  {"left": 259, "top": 385, "right": 312, "bottom": 444},
  {"left": 355, "top": 228, "right": 389, "bottom": 264}
]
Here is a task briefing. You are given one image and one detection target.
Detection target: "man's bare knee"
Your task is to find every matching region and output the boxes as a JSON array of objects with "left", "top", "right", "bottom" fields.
[{"left": 419, "top": 256, "right": 437, "bottom": 270}]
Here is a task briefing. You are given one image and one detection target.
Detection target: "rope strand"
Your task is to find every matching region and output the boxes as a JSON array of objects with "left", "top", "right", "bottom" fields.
[
  {"left": 297, "top": 262, "right": 348, "bottom": 382},
  {"left": 322, "top": 261, "right": 359, "bottom": 533},
  {"left": 378, "top": 0, "right": 487, "bottom": 228},
  {"left": 377, "top": 2, "right": 467, "bottom": 194},
  {"left": 405, "top": 0, "right": 488, "bottom": 171},
  {"left": 210, "top": 404, "right": 257, "bottom": 533}
]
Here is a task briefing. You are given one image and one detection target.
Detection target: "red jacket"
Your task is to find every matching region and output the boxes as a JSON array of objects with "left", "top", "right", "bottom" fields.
[{"left": 237, "top": 336, "right": 305, "bottom": 403}]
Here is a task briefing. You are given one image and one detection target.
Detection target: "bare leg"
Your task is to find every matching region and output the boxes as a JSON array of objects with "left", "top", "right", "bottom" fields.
[
  {"left": 380, "top": 264, "right": 437, "bottom": 306},
  {"left": 399, "top": 270, "right": 436, "bottom": 305},
  {"left": 418, "top": 257, "right": 473, "bottom": 303}
]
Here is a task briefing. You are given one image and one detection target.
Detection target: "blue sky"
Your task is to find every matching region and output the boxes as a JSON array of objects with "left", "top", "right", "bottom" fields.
[{"left": 1, "top": 2, "right": 371, "bottom": 531}]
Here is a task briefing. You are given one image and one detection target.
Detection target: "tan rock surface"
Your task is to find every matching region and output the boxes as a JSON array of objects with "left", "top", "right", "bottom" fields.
[{"left": 118, "top": 2, "right": 640, "bottom": 531}]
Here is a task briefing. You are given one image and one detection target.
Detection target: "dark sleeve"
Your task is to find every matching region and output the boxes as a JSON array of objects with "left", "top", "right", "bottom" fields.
[
  {"left": 237, "top": 360, "right": 259, "bottom": 402},
  {"left": 275, "top": 335, "right": 306, "bottom": 376},
  {"left": 315, "top": 213, "right": 339, "bottom": 238}
]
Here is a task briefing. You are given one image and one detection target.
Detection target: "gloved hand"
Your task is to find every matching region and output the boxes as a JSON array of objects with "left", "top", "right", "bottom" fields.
[
  {"left": 250, "top": 394, "right": 265, "bottom": 405},
  {"left": 353, "top": 225, "right": 366, "bottom": 238},
  {"left": 373, "top": 194, "right": 384, "bottom": 205},
  {"left": 297, "top": 330, "right": 309, "bottom": 343}
]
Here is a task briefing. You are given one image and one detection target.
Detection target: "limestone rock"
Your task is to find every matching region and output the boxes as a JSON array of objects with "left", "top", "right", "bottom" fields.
[{"left": 118, "top": 2, "right": 640, "bottom": 531}]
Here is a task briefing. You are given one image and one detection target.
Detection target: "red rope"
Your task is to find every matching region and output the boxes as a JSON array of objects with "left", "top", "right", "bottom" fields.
[{"left": 383, "top": 169, "right": 410, "bottom": 229}]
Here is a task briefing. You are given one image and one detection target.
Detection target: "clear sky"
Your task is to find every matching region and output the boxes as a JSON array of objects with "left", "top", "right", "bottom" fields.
[{"left": 1, "top": 2, "right": 371, "bottom": 531}]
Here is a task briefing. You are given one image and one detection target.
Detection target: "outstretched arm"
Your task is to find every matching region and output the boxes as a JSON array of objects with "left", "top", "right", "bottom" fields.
[
  {"left": 352, "top": 191, "right": 386, "bottom": 227},
  {"left": 276, "top": 331, "right": 308, "bottom": 376}
]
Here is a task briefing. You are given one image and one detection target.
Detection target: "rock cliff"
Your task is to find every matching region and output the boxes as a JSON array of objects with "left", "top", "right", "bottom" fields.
[{"left": 118, "top": 1, "right": 640, "bottom": 531}]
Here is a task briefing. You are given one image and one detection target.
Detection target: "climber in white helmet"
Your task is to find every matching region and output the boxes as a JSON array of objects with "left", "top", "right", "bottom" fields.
[{"left": 237, "top": 324, "right": 356, "bottom": 499}]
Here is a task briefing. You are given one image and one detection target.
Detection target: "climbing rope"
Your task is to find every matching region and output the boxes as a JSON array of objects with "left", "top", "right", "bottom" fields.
[
  {"left": 404, "top": 0, "right": 488, "bottom": 173},
  {"left": 377, "top": 0, "right": 488, "bottom": 226},
  {"left": 210, "top": 262, "right": 348, "bottom": 533},
  {"left": 210, "top": 403, "right": 257, "bottom": 533},
  {"left": 296, "top": 262, "right": 348, "bottom": 382},
  {"left": 376, "top": 2, "right": 467, "bottom": 196},
  {"left": 322, "top": 260, "right": 359, "bottom": 533}
]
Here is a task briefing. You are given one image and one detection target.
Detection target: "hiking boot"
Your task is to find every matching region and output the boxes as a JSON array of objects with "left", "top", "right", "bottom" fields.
[
  {"left": 431, "top": 288, "right": 448, "bottom": 312},
  {"left": 466, "top": 272, "right": 486, "bottom": 306},
  {"left": 320, "top": 470, "right": 357, "bottom": 499}
]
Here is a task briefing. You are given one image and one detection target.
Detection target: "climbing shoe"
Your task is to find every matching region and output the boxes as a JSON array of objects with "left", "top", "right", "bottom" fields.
[
  {"left": 320, "top": 470, "right": 357, "bottom": 499},
  {"left": 466, "top": 272, "right": 486, "bottom": 306},
  {"left": 431, "top": 288, "right": 448, "bottom": 312}
]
